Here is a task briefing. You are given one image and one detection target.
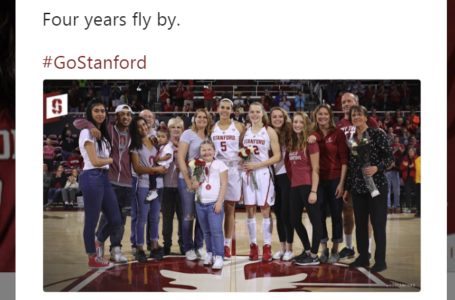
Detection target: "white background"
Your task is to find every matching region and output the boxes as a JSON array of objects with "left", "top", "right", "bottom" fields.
[{"left": 17, "top": 0, "right": 445, "bottom": 299}]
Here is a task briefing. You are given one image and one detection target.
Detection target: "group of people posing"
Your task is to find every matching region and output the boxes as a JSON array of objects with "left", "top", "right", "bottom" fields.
[{"left": 77, "top": 91, "right": 396, "bottom": 273}]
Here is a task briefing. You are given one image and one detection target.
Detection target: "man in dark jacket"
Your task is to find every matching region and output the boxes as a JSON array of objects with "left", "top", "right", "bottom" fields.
[{"left": 61, "top": 123, "right": 77, "bottom": 161}]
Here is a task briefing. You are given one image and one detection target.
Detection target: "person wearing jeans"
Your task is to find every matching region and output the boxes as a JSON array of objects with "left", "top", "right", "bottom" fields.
[
  {"left": 386, "top": 156, "right": 401, "bottom": 212},
  {"left": 44, "top": 165, "right": 67, "bottom": 207}
]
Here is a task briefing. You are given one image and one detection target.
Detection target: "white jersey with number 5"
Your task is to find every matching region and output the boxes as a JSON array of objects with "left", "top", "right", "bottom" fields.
[
  {"left": 211, "top": 120, "right": 241, "bottom": 162},
  {"left": 242, "top": 126, "right": 270, "bottom": 163}
]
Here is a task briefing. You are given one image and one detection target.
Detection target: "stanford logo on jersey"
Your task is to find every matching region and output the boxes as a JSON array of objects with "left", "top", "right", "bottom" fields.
[
  {"left": 212, "top": 135, "right": 236, "bottom": 141},
  {"left": 244, "top": 139, "right": 265, "bottom": 145},
  {"left": 0, "top": 129, "right": 15, "bottom": 160}
]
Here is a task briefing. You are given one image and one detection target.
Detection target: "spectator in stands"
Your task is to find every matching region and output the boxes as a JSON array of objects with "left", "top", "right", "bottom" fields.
[
  {"left": 386, "top": 156, "right": 401, "bottom": 213},
  {"left": 69, "top": 89, "right": 81, "bottom": 113},
  {"left": 392, "top": 117, "right": 404, "bottom": 136},
  {"left": 391, "top": 136, "right": 405, "bottom": 159},
  {"left": 181, "top": 105, "right": 190, "bottom": 118},
  {"left": 386, "top": 127, "right": 396, "bottom": 145},
  {"left": 203, "top": 83, "right": 215, "bottom": 110},
  {"left": 183, "top": 84, "right": 194, "bottom": 107},
  {"left": 371, "top": 108, "right": 381, "bottom": 123},
  {"left": 407, "top": 109, "right": 420, "bottom": 131},
  {"left": 85, "top": 89, "right": 95, "bottom": 106},
  {"left": 274, "top": 89, "right": 284, "bottom": 106},
  {"left": 393, "top": 109, "right": 403, "bottom": 123},
  {"left": 231, "top": 110, "right": 245, "bottom": 124},
  {"left": 62, "top": 168, "right": 80, "bottom": 209},
  {"left": 383, "top": 94, "right": 392, "bottom": 111},
  {"left": 213, "top": 97, "right": 221, "bottom": 112},
  {"left": 88, "top": 81, "right": 96, "bottom": 94},
  {"left": 403, "top": 119, "right": 415, "bottom": 135},
  {"left": 160, "top": 84, "right": 170, "bottom": 112},
  {"left": 245, "top": 95, "right": 252, "bottom": 108},
  {"left": 100, "top": 80, "right": 111, "bottom": 108},
  {"left": 295, "top": 90, "right": 305, "bottom": 112},
  {"left": 120, "top": 88, "right": 130, "bottom": 105},
  {"left": 353, "top": 80, "right": 364, "bottom": 93},
  {"left": 111, "top": 82, "right": 121, "bottom": 102},
  {"left": 43, "top": 164, "right": 52, "bottom": 205},
  {"left": 339, "top": 80, "right": 350, "bottom": 93},
  {"left": 130, "top": 80, "right": 139, "bottom": 103},
  {"left": 279, "top": 95, "right": 291, "bottom": 113},
  {"left": 390, "top": 86, "right": 401, "bottom": 110},
  {"left": 407, "top": 136, "right": 420, "bottom": 154},
  {"left": 264, "top": 89, "right": 273, "bottom": 106},
  {"left": 172, "top": 106, "right": 181, "bottom": 118},
  {"left": 139, "top": 80, "right": 149, "bottom": 104},
  {"left": 233, "top": 94, "right": 245, "bottom": 111},
  {"left": 400, "top": 148, "right": 419, "bottom": 213},
  {"left": 380, "top": 112, "right": 392, "bottom": 131},
  {"left": 164, "top": 98, "right": 174, "bottom": 113},
  {"left": 61, "top": 123, "right": 77, "bottom": 161},
  {"left": 44, "top": 165, "right": 67, "bottom": 208},
  {"left": 376, "top": 85, "right": 386, "bottom": 108},
  {"left": 414, "top": 155, "right": 421, "bottom": 218},
  {"left": 399, "top": 127, "right": 411, "bottom": 147},
  {"left": 175, "top": 81, "right": 185, "bottom": 110},
  {"left": 334, "top": 92, "right": 343, "bottom": 117},
  {"left": 130, "top": 99, "right": 140, "bottom": 113},
  {"left": 326, "top": 80, "right": 337, "bottom": 104},
  {"left": 364, "top": 85, "right": 375, "bottom": 106},
  {"left": 67, "top": 149, "right": 83, "bottom": 170},
  {"left": 400, "top": 81, "right": 411, "bottom": 108},
  {"left": 43, "top": 138, "right": 55, "bottom": 171},
  {"left": 368, "top": 94, "right": 379, "bottom": 110},
  {"left": 356, "top": 87, "right": 364, "bottom": 104},
  {"left": 259, "top": 96, "right": 270, "bottom": 112}
]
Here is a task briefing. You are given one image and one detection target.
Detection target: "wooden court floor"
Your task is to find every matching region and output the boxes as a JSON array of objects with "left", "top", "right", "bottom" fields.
[{"left": 43, "top": 209, "right": 421, "bottom": 292}]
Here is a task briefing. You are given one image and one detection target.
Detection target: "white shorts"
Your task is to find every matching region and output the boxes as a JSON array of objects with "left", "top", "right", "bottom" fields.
[
  {"left": 224, "top": 164, "right": 242, "bottom": 202},
  {"left": 241, "top": 167, "right": 275, "bottom": 207}
]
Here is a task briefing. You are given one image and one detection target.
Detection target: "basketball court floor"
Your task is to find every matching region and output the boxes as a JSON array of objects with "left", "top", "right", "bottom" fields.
[{"left": 43, "top": 209, "right": 420, "bottom": 292}]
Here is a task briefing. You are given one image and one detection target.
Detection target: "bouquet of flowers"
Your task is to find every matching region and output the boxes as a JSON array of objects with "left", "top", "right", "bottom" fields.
[
  {"left": 238, "top": 146, "right": 258, "bottom": 190},
  {"left": 187, "top": 158, "right": 206, "bottom": 203},
  {"left": 346, "top": 133, "right": 380, "bottom": 198}
]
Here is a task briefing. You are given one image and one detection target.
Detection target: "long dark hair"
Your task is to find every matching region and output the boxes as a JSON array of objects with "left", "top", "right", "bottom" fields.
[
  {"left": 0, "top": 1, "right": 15, "bottom": 115},
  {"left": 129, "top": 116, "right": 147, "bottom": 151},
  {"left": 85, "top": 99, "right": 111, "bottom": 155}
]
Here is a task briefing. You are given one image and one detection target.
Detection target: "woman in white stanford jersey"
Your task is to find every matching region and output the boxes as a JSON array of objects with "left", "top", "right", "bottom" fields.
[
  {"left": 210, "top": 98, "right": 245, "bottom": 260},
  {"left": 242, "top": 102, "right": 281, "bottom": 262}
]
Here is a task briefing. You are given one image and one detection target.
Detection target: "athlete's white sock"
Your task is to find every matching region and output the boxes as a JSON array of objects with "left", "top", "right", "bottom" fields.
[
  {"left": 247, "top": 218, "right": 257, "bottom": 244},
  {"left": 345, "top": 234, "right": 353, "bottom": 249},
  {"left": 65, "top": 201, "right": 69, "bottom": 205},
  {"left": 224, "top": 238, "right": 231, "bottom": 247},
  {"left": 262, "top": 218, "right": 272, "bottom": 245},
  {"left": 368, "top": 238, "right": 372, "bottom": 253}
]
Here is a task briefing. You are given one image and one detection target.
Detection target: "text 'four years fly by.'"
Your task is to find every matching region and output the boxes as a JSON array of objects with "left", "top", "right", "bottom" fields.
[{"left": 43, "top": 12, "right": 179, "bottom": 30}]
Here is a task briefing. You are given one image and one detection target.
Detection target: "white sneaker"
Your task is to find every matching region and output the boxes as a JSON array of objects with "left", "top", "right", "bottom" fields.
[
  {"left": 146, "top": 190, "right": 158, "bottom": 201},
  {"left": 96, "top": 242, "right": 105, "bottom": 258},
  {"left": 110, "top": 246, "right": 128, "bottom": 263},
  {"left": 186, "top": 249, "right": 198, "bottom": 261},
  {"left": 212, "top": 256, "right": 223, "bottom": 270},
  {"left": 282, "top": 251, "right": 295, "bottom": 261},
  {"left": 196, "top": 248, "right": 207, "bottom": 259},
  {"left": 203, "top": 252, "right": 213, "bottom": 265},
  {"left": 272, "top": 250, "right": 285, "bottom": 260}
]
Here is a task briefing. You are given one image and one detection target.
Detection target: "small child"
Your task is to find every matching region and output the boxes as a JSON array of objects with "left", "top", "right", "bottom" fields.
[
  {"left": 191, "top": 140, "right": 228, "bottom": 270},
  {"left": 146, "top": 129, "right": 173, "bottom": 201}
]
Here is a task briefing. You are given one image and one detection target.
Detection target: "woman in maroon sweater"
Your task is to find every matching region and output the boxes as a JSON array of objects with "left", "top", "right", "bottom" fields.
[
  {"left": 309, "top": 104, "right": 349, "bottom": 264},
  {"left": 400, "top": 148, "right": 419, "bottom": 213}
]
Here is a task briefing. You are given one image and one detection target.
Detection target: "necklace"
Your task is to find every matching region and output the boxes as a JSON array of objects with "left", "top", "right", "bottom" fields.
[{"left": 203, "top": 160, "right": 214, "bottom": 190}]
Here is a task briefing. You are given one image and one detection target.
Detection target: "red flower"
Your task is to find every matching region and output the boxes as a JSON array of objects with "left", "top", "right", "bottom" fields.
[
  {"left": 186, "top": 161, "right": 190, "bottom": 166},
  {"left": 195, "top": 160, "right": 200, "bottom": 166},
  {"left": 200, "top": 161, "right": 206, "bottom": 167},
  {"left": 238, "top": 153, "right": 243, "bottom": 158},
  {"left": 245, "top": 149, "right": 251, "bottom": 154}
]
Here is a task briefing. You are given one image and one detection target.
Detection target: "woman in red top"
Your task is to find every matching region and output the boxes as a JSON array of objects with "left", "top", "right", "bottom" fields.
[
  {"left": 309, "top": 104, "right": 349, "bottom": 264},
  {"left": 400, "top": 148, "right": 419, "bottom": 213},
  {"left": 371, "top": 108, "right": 381, "bottom": 123},
  {"left": 288, "top": 112, "right": 322, "bottom": 266},
  {"left": 164, "top": 98, "right": 174, "bottom": 113}
]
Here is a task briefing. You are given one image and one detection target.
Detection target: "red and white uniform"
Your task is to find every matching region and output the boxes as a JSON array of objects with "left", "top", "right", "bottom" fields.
[
  {"left": 211, "top": 120, "right": 242, "bottom": 201},
  {"left": 0, "top": 110, "right": 15, "bottom": 272},
  {"left": 241, "top": 126, "right": 274, "bottom": 207},
  {"left": 336, "top": 117, "right": 379, "bottom": 139}
]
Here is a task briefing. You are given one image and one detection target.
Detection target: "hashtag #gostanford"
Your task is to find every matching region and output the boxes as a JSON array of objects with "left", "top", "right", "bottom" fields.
[{"left": 43, "top": 55, "right": 146, "bottom": 69}]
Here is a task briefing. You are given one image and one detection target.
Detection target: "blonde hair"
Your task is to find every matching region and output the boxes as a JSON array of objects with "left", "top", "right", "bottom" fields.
[
  {"left": 311, "top": 104, "right": 336, "bottom": 136},
  {"left": 269, "top": 107, "right": 292, "bottom": 149},
  {"left": 168, "top": 117, "right": 184, "bottom": 129},
  {"left": 190, "top": 109, "right": 213, "bottom": 137},
  {"left": 288, "top": 112, "right": 312, "bottom": 155},
  {"left": 249, "top": 102, "right": 269, "bottom": 125}
]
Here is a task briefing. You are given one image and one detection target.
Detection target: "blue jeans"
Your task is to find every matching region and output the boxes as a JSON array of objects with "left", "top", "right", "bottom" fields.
[
  {"left": 177, "top": 178, "right": 204, "bottom": 252},
  {"left": 61, "top": 150, "right": 72, "bottom": 162},
  {"left": 48, "top": 188, "right": 62, "bottom": 203},
  {"left": 387, "top": 171, "right": 400, "bottom": 208},
  {"left": 80, "top": 170, "right": 121, "bottom": 254},
  {"left": 130, "top": 177, "right": 138, "bottom": 244},
  {"left": 196, "top": 201, "right": 224, "bottom": 257},
  {"left": 95, "top": 184, "right": 132, "bottom": 251},
  {"left": 135, "top": 187, "right": 162, "bottom": 246},
  {"left": 319, "top": 178, "right": 343, "bottom": 243},
  {"left": 69, "top": 107, "right": 79, "bottom": 113}
]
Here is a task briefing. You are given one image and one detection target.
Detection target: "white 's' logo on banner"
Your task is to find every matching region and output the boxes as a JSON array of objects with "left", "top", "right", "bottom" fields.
[{"left": 46, "top": 94, "right": 68, "bottom": 119}]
